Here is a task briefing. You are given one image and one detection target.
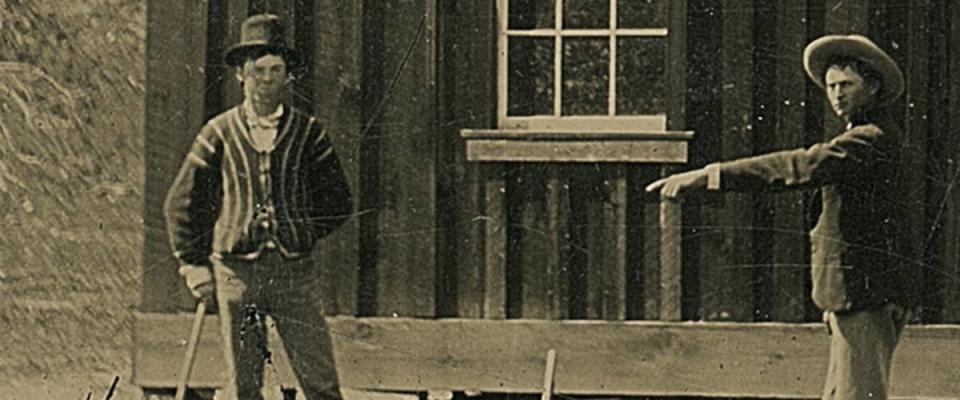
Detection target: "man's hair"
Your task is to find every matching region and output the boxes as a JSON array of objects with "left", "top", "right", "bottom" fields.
[
  {"left": 238, "top": 47, "right": 291, "bottom": 66},
  {"left": 824, "top": 55, "right": 884, "bottom": 92},
  {"left": 235, "top": 47, "right": 303, "bottom": 83}
]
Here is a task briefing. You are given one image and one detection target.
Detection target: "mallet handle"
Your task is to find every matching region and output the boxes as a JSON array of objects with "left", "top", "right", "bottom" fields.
[{"left": 175, "top": 301, "right": 207, "bottom": 400}]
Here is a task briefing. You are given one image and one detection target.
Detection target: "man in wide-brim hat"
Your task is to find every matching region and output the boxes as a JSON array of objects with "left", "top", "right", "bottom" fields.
[
  {"left": 165, "top": 13, "right": 353, "bottom": 400},
  {"left": 648, "top": 35, "right": 912, "bottom": 399}
]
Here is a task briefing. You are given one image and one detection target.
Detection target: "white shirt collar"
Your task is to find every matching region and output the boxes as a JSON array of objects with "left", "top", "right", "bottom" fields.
[{"left": 243, "top": 100, "right": 284, "bottom": 127}]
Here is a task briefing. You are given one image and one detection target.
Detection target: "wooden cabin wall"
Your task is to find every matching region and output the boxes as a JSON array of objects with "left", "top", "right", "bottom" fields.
[{"left": 143, "top": 0, "right": 960, "bottom": 324}]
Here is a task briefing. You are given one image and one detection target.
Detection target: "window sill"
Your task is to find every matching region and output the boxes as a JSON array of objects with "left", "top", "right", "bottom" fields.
[{"left": 460, "top": 129, "right": 694, "bottom": 163}]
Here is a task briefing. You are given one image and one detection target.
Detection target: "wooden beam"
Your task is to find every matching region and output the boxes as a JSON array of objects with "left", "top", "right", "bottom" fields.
[
  {"left": 133, "top": 314, "right": 960, "bottom": 398},
  {"left": 465, "top": 139, "right": 688, "bottom": 163}
]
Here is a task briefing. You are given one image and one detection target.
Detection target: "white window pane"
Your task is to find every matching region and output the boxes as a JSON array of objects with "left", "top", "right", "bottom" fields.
[
  {"left": 564, "top": 0, "right": 610, "bottom": 29},
  {"left": 618, "top": 0, "right": 668, "bottom": 28},
  {"left": 562, "top": 38, "right": 609, "bottom": 115},
  {"left": 509, "top": 0, "right": 555, "bottom": 29},
  {"left": 616, "top": 37, "right": 666, "bottom": 114},
  {"left": 508, "top": 37, "right": 555, "bottom": 116}
]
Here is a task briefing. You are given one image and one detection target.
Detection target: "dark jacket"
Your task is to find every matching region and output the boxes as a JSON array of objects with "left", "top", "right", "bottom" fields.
[
  {"left": 164, "top": 105, "right": 353, "bottom": 266},
  {"left": 713, "top": 108, "right": 910, "bottom": 313}
]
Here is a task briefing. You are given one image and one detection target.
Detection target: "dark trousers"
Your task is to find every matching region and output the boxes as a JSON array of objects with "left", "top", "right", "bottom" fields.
[{"left": 212, "top": 252, "right": 341, "bottom": 400}]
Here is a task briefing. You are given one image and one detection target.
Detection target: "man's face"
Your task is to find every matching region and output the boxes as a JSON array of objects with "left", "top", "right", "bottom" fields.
[
  {"left": 824, "top": 65, "right": 878, "bottom": 120},
  {"left": 236, "top": 53, "right": 288, "bottom": 111}
]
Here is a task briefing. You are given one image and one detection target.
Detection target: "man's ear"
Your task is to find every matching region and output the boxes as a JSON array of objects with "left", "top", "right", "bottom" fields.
[{"left": 235, "top": 67, "right": 244, "bottom": 83}]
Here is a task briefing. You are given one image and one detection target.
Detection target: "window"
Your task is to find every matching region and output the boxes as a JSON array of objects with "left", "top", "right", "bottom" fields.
[
  {"left": 463, "top": 0, "right": 690, "bottom": 163},
  {"left": 499, "top": 0, "right": 670, "bottom": 132}
]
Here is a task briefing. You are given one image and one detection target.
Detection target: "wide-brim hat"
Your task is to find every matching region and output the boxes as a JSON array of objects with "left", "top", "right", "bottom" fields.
[
  {"left": 803, "top": 34, "right": 904, "bottom": 107},
  {"left": 225, "top": 14, "right": 299, "bottom": 67}
]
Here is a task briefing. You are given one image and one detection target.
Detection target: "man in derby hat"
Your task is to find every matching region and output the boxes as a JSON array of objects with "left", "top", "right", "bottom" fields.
[
  {"left": 164, "top": 13, "right": 352, "bottom": 400},
  {"left": 647, "top": 35, "right": 913, "bottom": 399}
]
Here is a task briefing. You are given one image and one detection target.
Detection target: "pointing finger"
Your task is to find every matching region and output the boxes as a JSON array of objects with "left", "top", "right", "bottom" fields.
[{"left": 646, "top": 179, "right": 666, "bottom": 192}]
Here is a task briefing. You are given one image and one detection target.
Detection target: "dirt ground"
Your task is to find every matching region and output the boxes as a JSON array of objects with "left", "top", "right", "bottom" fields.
[{"left": 1, "top": 0, "right": 146, "bottom": 398}]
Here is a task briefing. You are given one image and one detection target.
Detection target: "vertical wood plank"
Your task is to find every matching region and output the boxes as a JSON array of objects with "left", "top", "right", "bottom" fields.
[
  {"left": 375, "top": 0, "right": 438, "bottom": 317},
  {"left": 666, "top": 0, "right": 688, "bottom": 132},
  {"left": 545, "top": 171, "right": 572, "bottom": 320},
  {"left": 923, "top": 0, "right": 951, "bottom": 323},
  {"left": 696, "top": 0, "right": 756, "bottom": 321},
  {"left": 433, "top": 0, "right": 457, "bottom": 318},
  {"left": 311, "top": 0, "right": 363, "bottom": 316},
  {"left": 583, "top": 166, "right": 628, "bottom": 321},
  {"left": 659, "top": 198, "right": 682, "bottom": 321},
  {"left": 509, "top": 166, "right": 543, "bottom": 318},
  {"left": 484, "top": 166, "right": 508, "bottom": 319},
  {"left": 802, "top": 0, "right": 826, "bottom": 322},
  {"left": 439, "top": 0, "right": 498, "bottom": 319},
  {"left": 824, "top": 0, "right": 871, "bottom": 33},
  {"left": 657, "top": 0, "right": 688, "bottom": 322},
  {"left": 682, "top": 0, "right": 723, "bottom": 322},
  {"left": 749, "top": 0, "right": 776, "bottom": 322},
  {"left": 142, "top": 0, "right": 209, "bottom": 312},
  {"left": 903, "top": 0, "right": 934, "bottom": 320},
  {"left": 768, "top": 0, "right": 810, "bottom": 322},
  {"left": 943, "top": 0, "right": 960, "bottom": 323},
  {"left": 641, "top": 188, "right": 661, "bottom": 320},
  {"left": 356, "top": 0, "right": 385, "bottom": 317},
  {"left": 266, "top": 0, "right": 296, "bottom": 48},
  {"left": 266, "top": 0, "right": 313, "bottom": 111},
  {"left": 220, "top": 0, "right": 251, "bottom": 109},
  {"left": 510, "top": 166, "right": 570, "bottom": 320}
]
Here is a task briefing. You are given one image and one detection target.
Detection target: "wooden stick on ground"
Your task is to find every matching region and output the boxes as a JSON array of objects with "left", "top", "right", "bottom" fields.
[{"left": 540, "top": 349, "right": 557, "bottom": 400}]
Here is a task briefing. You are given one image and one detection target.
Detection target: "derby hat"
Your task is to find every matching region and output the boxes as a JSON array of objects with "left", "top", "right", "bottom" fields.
[
  {"left": 803, "top": 34, "right": 904, "bottom": 106},
  {"left": 225, "top": 14, "right": 299, "bottom": 67}
]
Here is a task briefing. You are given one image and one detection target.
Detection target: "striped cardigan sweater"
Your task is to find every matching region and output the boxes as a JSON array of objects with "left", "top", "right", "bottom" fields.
[{"left": 164, "top": 105, "right": 352, "bottom": 266}]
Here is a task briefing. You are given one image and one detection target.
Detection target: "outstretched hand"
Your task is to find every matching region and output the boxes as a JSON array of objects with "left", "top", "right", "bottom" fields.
[{"left": 645, "top": 168, "right": 708, "bottom": 199}]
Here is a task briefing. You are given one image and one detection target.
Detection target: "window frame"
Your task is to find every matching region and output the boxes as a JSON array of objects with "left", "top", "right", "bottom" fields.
[{"left": 497, "top": 0, "right": 670, "bottom": 132}]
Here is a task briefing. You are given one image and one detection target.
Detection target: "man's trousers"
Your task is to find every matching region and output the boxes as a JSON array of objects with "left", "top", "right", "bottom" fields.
[
  {"left": 822, "top": 303, "right": 908, "bottom": 400},
  {"left": 212, "top": 251, "right": 341, "bottom": 400}
]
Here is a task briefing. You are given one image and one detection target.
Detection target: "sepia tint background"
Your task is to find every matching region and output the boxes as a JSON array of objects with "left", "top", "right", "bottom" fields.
[{"left": 4, "top": 0, "right": 960, "bottom": 399}]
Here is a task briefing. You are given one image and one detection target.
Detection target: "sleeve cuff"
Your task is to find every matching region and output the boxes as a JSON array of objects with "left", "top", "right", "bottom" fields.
[
  {"left": 705, "top": 163, "right": 721, "bottom": 190},
  {"left": 178, "top": 264, "right": 212, "bottom": 276}
]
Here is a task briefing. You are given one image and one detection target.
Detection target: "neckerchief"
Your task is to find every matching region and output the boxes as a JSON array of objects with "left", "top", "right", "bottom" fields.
[{"left": 243, "top": 100, "right": 283, "bottom": 152}]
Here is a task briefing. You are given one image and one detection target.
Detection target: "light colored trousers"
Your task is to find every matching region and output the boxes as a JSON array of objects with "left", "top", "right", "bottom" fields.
[
  {"left": 822, "top": 303, "right": 909, "bottom": 400},
  {"left": 213, "top": 252, "right": 342, "bottom": 400}
]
